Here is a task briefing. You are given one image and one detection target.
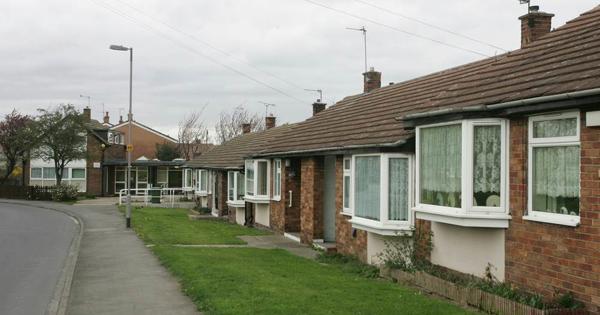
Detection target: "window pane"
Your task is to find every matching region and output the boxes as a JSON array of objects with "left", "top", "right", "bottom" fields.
[
  {"left": 31, "top": 168, "right": 42, "bottom": 179},
  {"left": 420, "top": 125, "right": 462, "bottom": 208},
  {"left": 354, "top": 156, "right": 380, "bottom": 220},
  {"left": 344, "top": 159, "right": 351, "bottom": 170},
  {"left": 138, "top": 168, "right": 148, "bottom": 182},
  {"left": 228, "top": 172, "right": 234, "bottom": 201},
  {"left": 473, "top": 125, "right": 501, "bottom": 207},
  {"left": 185, "top": 169, "right": 192, "bottom": 187},
  {"left": 200, "top": 171, "right": 208, "bottom": 191},
  {"left": 43, "top": 167, "right": 56, "bottom": 179},
  {"left": 237, "top": 172, "right": 245, "bottom": 199},
  {"left": 72, "top": 168, "right": 86, "bottom": 179},
  {"left": 533, "top": 118, "right": 577, "bottom": 138},
  {"left": 246, "top": 161, "right": 254, "bottom": 195},
  {"left": 257, "top": 161, "right": 268, "bottom": 196},
  {"left": 274, "top": 161, "right": 281, "bottom": 197},
  {"left": 116, "top": 168, "right": 125, "bottom": 182},
  {"left": 157, "top": 168, "right": 168, "bottom": 183},
  {"left": 532, "top": 146, "right": 580, "bottom": 215},
  {"left": 389, "top": 158, "right": 409, "bottom": 221},
  {"left": 343, "top": 175, "right": 350, "bottom": 209}
]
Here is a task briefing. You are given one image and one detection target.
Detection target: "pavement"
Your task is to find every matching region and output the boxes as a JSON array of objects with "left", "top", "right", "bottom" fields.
[
  {"left": 0, "top": 202, "right": 78, "bottom": 315},
  {"left": 0, "top": 199, "right": 199, "bottom": 315}
]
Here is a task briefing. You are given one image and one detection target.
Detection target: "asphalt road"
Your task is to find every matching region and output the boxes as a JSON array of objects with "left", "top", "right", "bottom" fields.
[{"left": 0, "top": 202, "right": 77, "bottom": 315}]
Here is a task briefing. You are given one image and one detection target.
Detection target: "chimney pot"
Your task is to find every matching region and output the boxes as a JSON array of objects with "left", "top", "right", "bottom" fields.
[
  {"left": 265, "top": 116, "right": 276, "bottom": 129},
  {"left": 519, "top": 9, "right": 554, "bottom": 48},
  {"left": 242, "top": 123, "right": 252, "bottom": 134},
  {"left": 103, "top": 111, "right": 110, "bottom": 124},
  {"left": 363, "top": 68, "right": 382, "bottom": 93},
  {"left": 83, "top": 107, "right": 91, "bottom": 122},
  {"left": 119, "top": 115, "right": 124, "bottom": 124},
  {"left": 312, "top": 101, "right": 326, "bottom": 116}
]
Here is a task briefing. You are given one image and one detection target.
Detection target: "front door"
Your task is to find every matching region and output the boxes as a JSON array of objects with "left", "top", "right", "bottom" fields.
[{"left": 323, "top": 156, "right": 337, "bottom": 242}]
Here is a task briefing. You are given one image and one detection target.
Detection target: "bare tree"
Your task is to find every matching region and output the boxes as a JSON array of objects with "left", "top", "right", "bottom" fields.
[
  {"left": 214, "top": 105, "right": 264, "bottom": 144},
  {"left": 177, "top": 108, "right": 210, "bottom": 160}
]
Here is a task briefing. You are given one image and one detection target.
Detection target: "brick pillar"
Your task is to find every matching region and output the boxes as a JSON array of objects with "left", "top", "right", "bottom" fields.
[
  {"left": 300, "top": 157, "right": 324, "bottom": 243},
  {"left": 519, "top": 10, "right": 554, "bottom": 48}
]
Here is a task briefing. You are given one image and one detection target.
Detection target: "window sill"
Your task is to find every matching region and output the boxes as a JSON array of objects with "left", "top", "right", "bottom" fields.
[
  {"left": 522, "top": 215, "right": 580, "bottom": 227},
  {"left": 226, "top": 200, "right": 245, "bottom": 208},
  {"left": 244, "top": 195, "right": 270, "bottom": 204},
  {"left": 340, "top": 211, "right": 352, "bottom": 217},
  {"left": 195, "top": 191, "right": 208, "bottom": 197},
  {"left": 349, "top": 218, "right": 412, "bottom": 236},
  {"left": 271, "top": 196, "right": 281, "bottom": 202},
  {"left": 414, "top": 207, "right": 510, "bottom": 228}
]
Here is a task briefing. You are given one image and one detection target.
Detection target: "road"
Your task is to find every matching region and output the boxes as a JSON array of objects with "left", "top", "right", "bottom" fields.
[{"left": 0, "top": 202, "right": 77, "bottom": 315}]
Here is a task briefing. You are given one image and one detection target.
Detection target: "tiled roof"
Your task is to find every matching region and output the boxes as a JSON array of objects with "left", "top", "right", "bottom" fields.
[
  {"left": 185, "top": 124, "right": 295, "bottom": 169},
  {"left": 258, "top": 5, "right": 600, "bottom": 156}
]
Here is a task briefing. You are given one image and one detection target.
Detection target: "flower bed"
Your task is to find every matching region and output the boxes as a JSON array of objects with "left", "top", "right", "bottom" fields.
[{"left": 381, "top": 268, "right": 587, "bottom": 315}]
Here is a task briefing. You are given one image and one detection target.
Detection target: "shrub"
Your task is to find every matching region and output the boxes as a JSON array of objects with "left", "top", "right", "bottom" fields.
[
  {"left": 379, "top": 225, "right": 433, "bottom": 272},
  {"left": 52, "top": 184, "right": 79, "bottom": 201}
]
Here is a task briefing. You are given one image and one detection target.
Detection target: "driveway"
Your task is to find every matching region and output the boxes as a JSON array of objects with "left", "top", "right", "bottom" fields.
[{"left": 0, "top": 202, "right": 78, "bottom": 315}]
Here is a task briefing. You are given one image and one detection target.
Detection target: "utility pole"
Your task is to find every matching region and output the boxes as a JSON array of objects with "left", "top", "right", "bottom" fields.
[{"left": 346, "top": 26, "right": 367, "bottom": 77}]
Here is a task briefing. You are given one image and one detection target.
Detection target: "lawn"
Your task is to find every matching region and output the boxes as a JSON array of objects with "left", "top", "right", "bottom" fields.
[
  {"left": 129, "top": 207, "right": 270, "bottom": 245},
  {"left": 130, "top": 207, "right": 475, "bottom": 315}
]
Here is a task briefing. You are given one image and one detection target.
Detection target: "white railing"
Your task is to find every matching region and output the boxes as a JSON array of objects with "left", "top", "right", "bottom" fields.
[{"left": 118, "top": 187, "right": 189, "bottom": 207}]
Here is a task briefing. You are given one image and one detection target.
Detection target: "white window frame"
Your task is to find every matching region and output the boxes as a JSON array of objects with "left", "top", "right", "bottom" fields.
[
  {"left": 525, "top": 111, "right": 580, "bottom": 227},
  {"left": 348, "top": 153, "right": 413, "bottom": 234},
  {"left": 342, "top": 157, "right": 352, "bottom": 215},
  {"left": 244, "top": 159, "right": 271, "bottom": 203},
  {"left": 227, "top": 171, "right": 245, "bottom": 207},
  {"left": 413, "top": 119, "right": 510, "bottom": 228},
  {"left": 272, "top": 159, "right": 282, "bottom": 201},
  {"left": 196, "top": 169, "right": 209, "bottom": 195},
  {"left": 183, "top": 168, "right": 193, "bottom": 190}
]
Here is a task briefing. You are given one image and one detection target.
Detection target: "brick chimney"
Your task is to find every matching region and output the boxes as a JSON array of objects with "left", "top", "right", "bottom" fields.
[
  {"left": 242, "top": 123, "right": 252, "bottom": 134},
  {"left": 312, "top": 100, "right": 326, "bottom": 116},
  {"left": 83, "top": 107, "right": 91, "bottom": 122},
  {"left": 363, "top": 67, "right": 381, "bottom": 93},
  {"left": 103, "top": 111, "right": 110, "bottom": 124},
  {"left": 519, "top": 6, "right": 554, "bottom": 48},
  {"left": 265, "top": 116, "right": 276, "bottom": 129}
]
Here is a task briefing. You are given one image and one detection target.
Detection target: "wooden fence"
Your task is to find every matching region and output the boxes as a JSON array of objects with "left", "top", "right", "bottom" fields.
[{"left": 0, "top": 185, "right": 55, "bottom": 201}]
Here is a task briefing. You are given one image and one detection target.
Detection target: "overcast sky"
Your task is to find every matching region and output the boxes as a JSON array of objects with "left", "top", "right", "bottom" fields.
[{"left": 1, "top": 0, "right": 598, "bottom": 140}]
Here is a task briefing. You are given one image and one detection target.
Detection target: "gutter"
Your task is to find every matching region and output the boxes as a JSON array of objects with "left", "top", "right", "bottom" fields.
[
  {"left": 398, "top": 87, "right": 600, "bottom": 121},
  {"left": 251, "top": 139, "right": 407, "bottom": 158}
]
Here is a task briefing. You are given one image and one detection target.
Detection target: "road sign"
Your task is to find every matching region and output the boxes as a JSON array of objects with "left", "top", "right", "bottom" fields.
[{"left": 126, "top": 144, "right": 133, "bottom": 152}]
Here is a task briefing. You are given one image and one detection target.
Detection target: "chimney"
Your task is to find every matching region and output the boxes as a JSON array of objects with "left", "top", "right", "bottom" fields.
[
  {"left": 119, "top": 115, "right": 124, "bottom": 124},
  {"left": 265, "top": 116, "right": 276, "bottom": 129},
  {"left": 363, "top": 67, "right": 381, "bottom": 93},
  {"left": 103, "top": 111, "right": 110, "bottom": 124},
  {"left": 519, "top": 6, "right": 554, "bottom": 48},
  {"left": 312, "top": 100, "right": 326, "bottom": 116},
  {"left": 242, "top": 123, "right": 252, "bottom": 134},
  {"left": 83, "top": 107, "right": 91, "bottom": 122}
]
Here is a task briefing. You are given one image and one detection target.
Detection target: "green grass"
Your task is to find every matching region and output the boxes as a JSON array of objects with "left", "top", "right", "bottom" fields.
[
  {"left": 152, "top": 246, "right": 475, "bottom": 315},
  {"left": 130, "top": 207, "right": 270, "bottom": 245}
]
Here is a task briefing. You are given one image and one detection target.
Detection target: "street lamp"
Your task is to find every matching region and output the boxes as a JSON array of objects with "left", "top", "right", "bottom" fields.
[{"left": 110, "top": 44, "right": 133, "bottom": 229}]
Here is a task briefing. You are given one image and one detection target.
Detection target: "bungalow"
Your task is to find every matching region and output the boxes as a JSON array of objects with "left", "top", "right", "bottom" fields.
[
  {"left": 184, "top": 117, "right": 294, "bottom": 222},
  {"left": 252, "top": 5, "right": 600, "bottom": 312}
]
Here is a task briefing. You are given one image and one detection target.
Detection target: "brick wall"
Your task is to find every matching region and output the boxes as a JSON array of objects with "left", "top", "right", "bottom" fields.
[
  {"left": 270, "top": 158, "right": 302, "bottom": 234},
  {"left": 333, "top": 156, "right": 367, "bottom": 262},
  {"left": 506, "top": 114, "right": 600, "bottom": 313},
  {"left": 112, "top": 123, "right": 176, "bottom": 160},
  {"left": 216, "top": 171, "right": 228, "bottom": 216},
  {"left": 86, "top": 134, "right": 103, "bottom": 196},
  {"left": 300, "top": 156, "right": 324, "bottom": 243}
]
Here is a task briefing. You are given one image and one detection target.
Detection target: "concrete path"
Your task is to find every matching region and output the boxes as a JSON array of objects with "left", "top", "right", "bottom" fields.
[
  {"left": 239, "top": 235, "right": 319, "bottom": 260},
  {"left": 0, "top": 202, "right": 78, "bottom": 315},
  {"left": 67, "top": 203, "right": 200, "bottom": 315}
]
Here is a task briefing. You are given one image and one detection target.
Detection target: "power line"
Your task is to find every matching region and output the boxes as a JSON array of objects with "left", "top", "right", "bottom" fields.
[
  {"left": 354, "top": 0, "right": 508, "bottom": 52},
  {"left": 302, "top": 0, "right": 491, "bottom": 57},
  {"left": 109, "top": 0, "right": 308, "bottom": 91},
  {"left": 90, "top": 0, "right": 309, "bottom": 105}
]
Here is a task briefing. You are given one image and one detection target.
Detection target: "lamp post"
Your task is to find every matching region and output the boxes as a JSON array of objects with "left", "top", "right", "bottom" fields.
[{"left": 110, "top": 44, "right": 133, "bottom": 228}]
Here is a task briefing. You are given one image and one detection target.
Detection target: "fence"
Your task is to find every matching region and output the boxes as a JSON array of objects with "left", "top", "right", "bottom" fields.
[
  {"left": 0, "top": 185, "right": 56, "bottom": 200},
  {"left": 118, "top": 187, "right": 189, "bottom": 208}
]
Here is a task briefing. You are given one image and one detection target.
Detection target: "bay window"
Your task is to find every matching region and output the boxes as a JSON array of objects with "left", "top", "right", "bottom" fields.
[
  {"left": 526, "top": 112, "right": 580, "bottom": 226},
  {"left": 227, "top": 171, "right": 246, "bottom": 204},
  {"left": 349, "top": 154, "right": 413, "bottom": 234},
  {"left": 245, "top": 159, "right": 270, "bottom": 201},
  {"left": 273, "top": 159, "right": 281, "bottom": 200},
  {"left": 197, "top": 169, "right": 208, "bottom": 193},
  {"left": 184, "top": 169, "right": 193, "bottom": 189},
  {"left": 415, "top": 119, "right": 509, "bottom": 228}
]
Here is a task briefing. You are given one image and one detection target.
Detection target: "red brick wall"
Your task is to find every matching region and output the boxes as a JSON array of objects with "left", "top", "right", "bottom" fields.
[
  {"left": 506, "top": 114, "right": 600, "bottom": 313},
  {"left": 270, "top": 158, "right": 302, "bottom": 234},
  {"left": 112, "top": 123, "right": 176, "bottom": 160},
  {"left": 300, "top": 157, "right": 324, "bottom": 243},
  {"left": 86, "top": 134, "right": 103, "bottom": 196},
  {"left": 216, "top": 171, "right": 228, "bottom": 216},
  {"left": 333, "top": 156, "right": 367, "bottom": 262}
]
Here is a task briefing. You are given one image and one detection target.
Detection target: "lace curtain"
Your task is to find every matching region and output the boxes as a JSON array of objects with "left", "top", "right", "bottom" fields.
[
  {"left": 532, "top": 146, "right": 580, "bottom": 214},
  {"left": 473, "top": 126, "right": 501, "bottom": 194},
  {"left": 355, "top": 156, "right": 380, "bottom": 220},
  {"left": 389, "top": 158, "right": 409, "bottom": 221},
  {"left": 420, "top": 124, "right": 462, "bottom": 207},
  {"left": 533, "top": 118, "right": 577, "bottom": 138}
]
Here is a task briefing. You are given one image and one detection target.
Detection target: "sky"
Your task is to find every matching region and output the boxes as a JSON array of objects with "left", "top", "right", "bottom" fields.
[{"left": 1, "top": 0, "right": 598, "bottom": 140}]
